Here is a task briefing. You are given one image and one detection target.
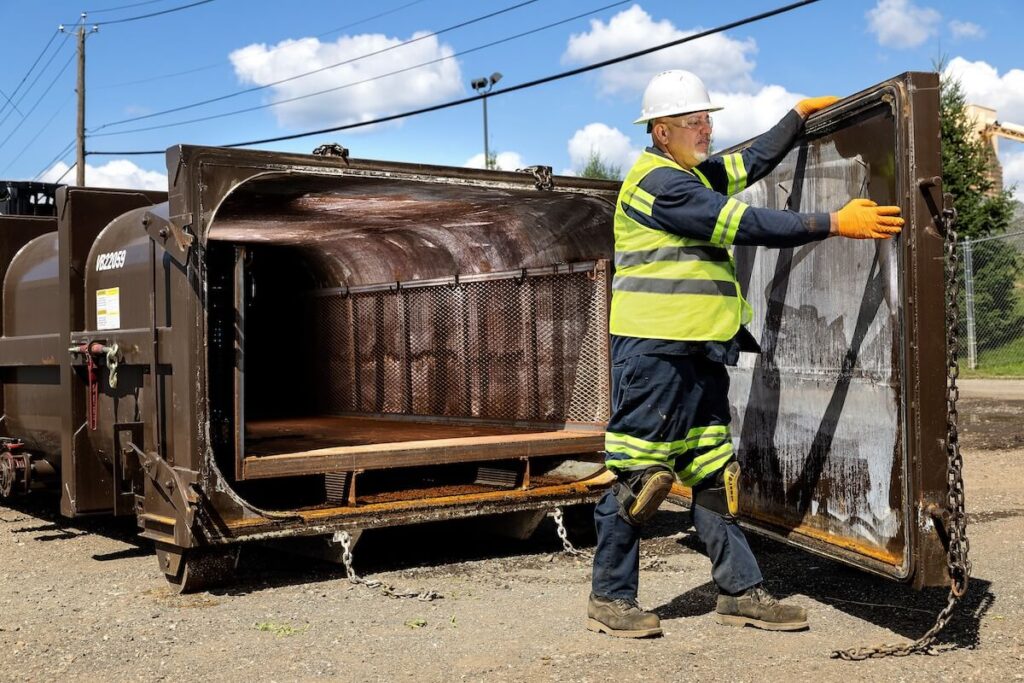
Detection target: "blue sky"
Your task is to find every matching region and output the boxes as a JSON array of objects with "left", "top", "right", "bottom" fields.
[{"left": 1, "top": 0, "right": 1021, "bottom": 199}]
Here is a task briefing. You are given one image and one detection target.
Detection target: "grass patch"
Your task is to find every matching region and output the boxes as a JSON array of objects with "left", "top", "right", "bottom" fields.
[
  {"left": 961, "top": 335, "right": 1024, "bottom": 377},
  {"left": 254, "top": 621, "right": 309, "bottom": 637}
]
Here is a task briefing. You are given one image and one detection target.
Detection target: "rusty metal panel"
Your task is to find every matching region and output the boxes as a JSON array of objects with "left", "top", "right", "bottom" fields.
[{"left": 721, "top": 72, "right": 948, "bottom": 585}]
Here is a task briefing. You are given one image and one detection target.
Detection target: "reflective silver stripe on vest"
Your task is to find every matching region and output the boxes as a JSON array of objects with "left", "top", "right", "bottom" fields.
[
  {"left": 614, "top": 245, "right": 731, "bottom": 269},
  {"left": 611, "top": 277, "right": 739, "bottom": 296}
]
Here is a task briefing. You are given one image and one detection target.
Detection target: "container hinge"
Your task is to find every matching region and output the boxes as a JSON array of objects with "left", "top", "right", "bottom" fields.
[{"left": 128, "top": 443, "right": 199, "bottom": 531}]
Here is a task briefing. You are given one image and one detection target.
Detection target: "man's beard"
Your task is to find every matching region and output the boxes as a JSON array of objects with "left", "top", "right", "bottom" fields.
[{"left": 692, "top": 150, "right": 708, "bottom": 164}]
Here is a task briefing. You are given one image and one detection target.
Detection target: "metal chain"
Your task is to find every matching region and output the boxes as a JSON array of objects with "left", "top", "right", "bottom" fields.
[
  {"left": 517, "top": 165, "right": 554, "bottom": 191},
  {"left": 311, "top": 143, "right": 350, "bottom": 160},
  {"left": 832, "top": 201, "right": 971, "bottom": 660},
  {"left": 552, "top": 507, "right": 592, "bottom": 558},
  {"left": 334, "top": 531, "right": 442, "bottom": 602}
]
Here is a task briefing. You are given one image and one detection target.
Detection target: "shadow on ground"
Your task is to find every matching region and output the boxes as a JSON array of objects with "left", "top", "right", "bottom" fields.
[{"left": 650, "top": 519, "right": 993, "bottom": 653}]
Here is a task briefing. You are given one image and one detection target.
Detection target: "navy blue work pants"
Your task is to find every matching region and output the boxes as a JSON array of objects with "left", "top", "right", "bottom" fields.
[{"left": 592, "top": 352, "right": 763, "bottom": 599}]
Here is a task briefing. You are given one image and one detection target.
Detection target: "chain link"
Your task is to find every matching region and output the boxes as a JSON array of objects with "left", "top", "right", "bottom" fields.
[
  {"left": 516, "top": 165, "right": 554, "bottom": 191},
  {"left": 311, "top": 143, "right": 350, "bottom": 159},
  {"left": 832, "top": 200, "right": 971, "bottom": 660},
  {"left": 334, "top": 531, "right": 442, "bottom": 602},
  {"left": 552, "top": 507, "right": 593, "bottom": 558}
]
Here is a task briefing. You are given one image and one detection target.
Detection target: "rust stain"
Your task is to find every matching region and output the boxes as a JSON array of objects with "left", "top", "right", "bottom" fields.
[{"left": 222, "top": 480, "right": 601, "bottom": 530}]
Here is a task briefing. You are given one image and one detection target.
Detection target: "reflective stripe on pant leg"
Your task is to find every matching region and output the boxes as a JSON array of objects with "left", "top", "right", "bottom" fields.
[
  {"left": 603, "top": 351, "right": 704, "bottom": 473},
  {"left": 675, "top": 431, "right": 734, "bottom": 486}
]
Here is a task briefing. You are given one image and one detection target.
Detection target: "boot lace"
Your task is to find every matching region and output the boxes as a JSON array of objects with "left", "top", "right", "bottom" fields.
[
  {"left": 612, "top": 597, "right": 643, "bottom": 613},
  {"left": 751, "top": 586, "right": 778, "bottom": 606}
]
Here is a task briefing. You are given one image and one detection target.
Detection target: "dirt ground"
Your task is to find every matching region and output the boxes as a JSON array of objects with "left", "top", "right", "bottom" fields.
[{"left": 1, "top": 379, "right": 1022, "bottom": 682}]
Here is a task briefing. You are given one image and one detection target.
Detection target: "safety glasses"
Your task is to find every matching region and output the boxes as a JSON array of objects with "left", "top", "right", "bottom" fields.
[{"left": 664, "top": 113, "right": 714, "bottom": 132}]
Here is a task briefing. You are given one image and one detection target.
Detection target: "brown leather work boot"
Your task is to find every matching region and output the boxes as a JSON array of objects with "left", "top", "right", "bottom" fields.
[
  {"left": 715, "top": 585, "right": 809, "bottom": 631},
  {"left": 587, "top": 594, "right": 663, "bottom": 638}
]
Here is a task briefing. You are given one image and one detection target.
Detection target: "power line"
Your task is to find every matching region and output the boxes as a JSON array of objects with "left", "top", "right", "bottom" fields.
[
  {"left": 53, "top": 161, "right": 78, "bottom": 184},
  {"left": 0, "top": 33, "right": 72, "bottom": 132},
  {"left": 89, "top": 0, "right": 631, "bottom": 138},
  {"left": 91, "top": 0, "right": 540, "bottom": 131},
  {"left": 86, "top": 0, "right": 173, "bottom": 14},
  {"left": 90, "top": 0, "right": 824, "bottom": 156},
  {"left": 67, "top": 0, "right": 217, "bottom": 27},
  {"left": 0, "top": 87, "right": 21, "bottom": 116},
  {"left": 92, "top": 0, "right": 436, "bottom": 90},
  {"left": 95, "top": 62, "right": 223, "bottom": 89},
  {"left": 1, "top": 94, "right": 73, "bottom": 175},
  {"left": 0, "top": 51, "right": 76, "bottom": 155},
  {"left": 34, "top": 139, "right": 77, "bottom": 180},
  {"left": 316, "top": 0, "right": 430, "bottom": 39},
  {"left": 0, "top": 30, "right": 61, "bottom": 120}
]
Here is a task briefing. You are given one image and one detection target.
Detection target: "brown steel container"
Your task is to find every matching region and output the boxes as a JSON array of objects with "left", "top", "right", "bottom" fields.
[{"left": 0, "top": 216, "right": 61, "bottom": 467}]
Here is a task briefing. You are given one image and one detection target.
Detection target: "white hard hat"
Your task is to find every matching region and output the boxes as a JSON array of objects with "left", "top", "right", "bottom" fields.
[{"left": 634, "top": 69, "right": 722, "bottom": 124}]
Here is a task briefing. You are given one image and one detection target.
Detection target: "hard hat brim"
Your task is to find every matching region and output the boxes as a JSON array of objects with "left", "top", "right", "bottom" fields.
[{"left": 634, "top": 104, "right": 724, "bottom": 125}]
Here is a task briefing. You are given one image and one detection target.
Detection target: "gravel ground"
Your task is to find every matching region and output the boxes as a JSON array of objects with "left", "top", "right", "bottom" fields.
[{"left": 0, "top": 379, "right": 1022, "bottom": 682}]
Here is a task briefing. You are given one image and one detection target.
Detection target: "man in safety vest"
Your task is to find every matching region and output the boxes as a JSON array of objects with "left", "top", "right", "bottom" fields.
[{"left": 587, "top": 69, "right": 903, "bottom": 638}]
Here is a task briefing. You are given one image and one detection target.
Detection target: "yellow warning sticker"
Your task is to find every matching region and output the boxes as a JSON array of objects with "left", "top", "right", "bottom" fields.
[{"left": 96, "top": 287, "right": 121, "bottom": 331}]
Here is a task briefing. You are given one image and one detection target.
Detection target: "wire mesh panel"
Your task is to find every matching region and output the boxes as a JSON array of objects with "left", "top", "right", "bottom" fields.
[
  {"left": 309, "top": 263, "right": 610, "bottom": 425},
  {"left": 957, "top": 231, "right": 1024, "bottom": 376}
]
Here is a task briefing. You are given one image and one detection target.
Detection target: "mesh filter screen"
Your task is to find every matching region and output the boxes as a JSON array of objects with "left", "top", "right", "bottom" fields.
[{"left": 308, "top": 264, "right": 610, "bottom": 425}]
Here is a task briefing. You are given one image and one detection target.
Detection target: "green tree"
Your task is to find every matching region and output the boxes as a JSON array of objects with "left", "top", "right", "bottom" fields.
[
  {"left": 577, "top": 150, "right": 622, "bottom": 180},
  {"left": 940, "top": 67, "right": 1023, "bottom": 353},
  {"left": 939, "top": 71, "right": 1015, "bottom": 239}
]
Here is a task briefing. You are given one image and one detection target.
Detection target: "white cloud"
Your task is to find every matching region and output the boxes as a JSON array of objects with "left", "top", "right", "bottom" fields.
[
  {"left": 230, "top": 32, "right": 462, "bottom": 129},
  {"left": 866, "top": 0, "right": 941, "bottom": 48},
  {"left": 464, "top": 151, "right": 525, "bottom": 171},
  {"left": 1001, "top": 149, "right": 1024, "bottom": 203},
  {"left": 949, "top": 20, "right": 985, "bottom": 40},
  {"left": 561, "top": 4, "right": 757, "bottom": 95},
  {"left": 567, "top": 123, "right": 641, "bottom": 174},
  {"left": 41, "top": 160, "right": 167, "bottom": 190},
  {"left": 710, "top": 85, "right": 805, "bottom": 149},
  {"left": 944, "top": 58, "right": 1024, "bottom": 125}
]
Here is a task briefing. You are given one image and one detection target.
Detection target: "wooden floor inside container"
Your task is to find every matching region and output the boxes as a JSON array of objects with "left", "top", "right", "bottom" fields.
[
  {"left": 240, "top": 414, "right": 605, "bottom": 479},
  {"left": 244, "top": 415, "right": 562, "bottom": 457}
]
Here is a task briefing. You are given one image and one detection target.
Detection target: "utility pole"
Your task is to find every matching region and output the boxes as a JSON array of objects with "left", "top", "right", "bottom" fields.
[{"left": 64, "top": 14, "right": 97, "bottom": 186}]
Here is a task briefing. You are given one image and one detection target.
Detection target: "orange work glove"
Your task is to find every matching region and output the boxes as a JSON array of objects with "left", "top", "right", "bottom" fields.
[
  {"left": 794, "top": 95, "right": 839, "bottom": 118},
  {"left": 832, "top": 198, "right": 904, "bottom": 239}
]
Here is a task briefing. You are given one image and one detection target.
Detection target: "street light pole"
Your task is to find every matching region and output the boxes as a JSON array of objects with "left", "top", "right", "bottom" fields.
[
  {"left": 470, "top": 72, "right": 502, "bottom": 169},
  {"left": 482, "top": 94, "right": 489, "bottom": 169}
]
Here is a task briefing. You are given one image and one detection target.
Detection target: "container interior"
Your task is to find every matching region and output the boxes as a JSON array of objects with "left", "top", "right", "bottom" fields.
[{"left": 204, "top": 173, "right": 612, "bottom": 506}]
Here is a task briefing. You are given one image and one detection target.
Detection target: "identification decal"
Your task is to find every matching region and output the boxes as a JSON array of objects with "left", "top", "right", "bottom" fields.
[
  {"left": 96, "top": 287, "right": 121, "bottom": 331},
  {"left": 95, "top": 249, "right": 127, "bottom": 271}
]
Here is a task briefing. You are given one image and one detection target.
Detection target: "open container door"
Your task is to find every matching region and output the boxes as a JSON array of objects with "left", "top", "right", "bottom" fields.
[{"left": 669, "top": 71, "right": 950, "bottom": 587}]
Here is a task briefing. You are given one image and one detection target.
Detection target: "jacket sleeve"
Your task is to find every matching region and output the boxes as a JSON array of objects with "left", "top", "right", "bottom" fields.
[
  {"left": 693, "top": 109, "right": 805, "bottom": 196},
  {"left": 629, "top": 166, "right": 831, "bottom": 248}
]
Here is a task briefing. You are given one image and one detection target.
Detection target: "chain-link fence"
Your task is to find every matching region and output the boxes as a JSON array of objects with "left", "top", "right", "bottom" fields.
[{"left": 957, "top": 230, "right": 1024, "bottom": 376}]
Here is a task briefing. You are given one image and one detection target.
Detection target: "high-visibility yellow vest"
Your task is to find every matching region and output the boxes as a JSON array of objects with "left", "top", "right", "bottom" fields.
[{"left": 609, "top": 151, "right": 753, "bottom": 341}]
